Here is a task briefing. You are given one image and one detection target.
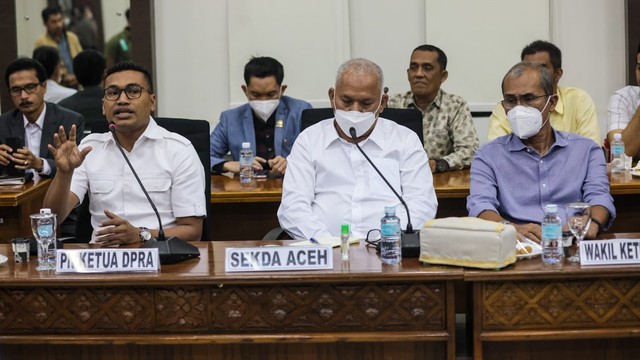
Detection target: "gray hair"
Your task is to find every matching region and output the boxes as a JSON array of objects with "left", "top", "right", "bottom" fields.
[
  {"left": 335, "top": 58, "right": 384, "bottom": 93},
  {"left": 501, "top": 61, "right": 554, "bottom": 96}
]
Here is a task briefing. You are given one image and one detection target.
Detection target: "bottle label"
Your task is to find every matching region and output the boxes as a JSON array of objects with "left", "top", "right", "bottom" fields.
[
  {"left": 542, "top": 223, "right": 561, "bottom": 239},
  {"left": 38, "top": 224, "right": 54, "bottom": 238},
  {"left": 381, "top": 223, "right": 399, "bottom": 236},
  {"left": 612, "top": 144, "right": 624, "bottom": 156}
]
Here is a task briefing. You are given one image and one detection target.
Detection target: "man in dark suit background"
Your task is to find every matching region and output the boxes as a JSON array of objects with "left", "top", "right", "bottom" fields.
[
  {"left": 0, "top": 58, "right": 85, "bottom": 179},
  {"left": 59, "top": 50, "right": 107, "bottom": 132}
]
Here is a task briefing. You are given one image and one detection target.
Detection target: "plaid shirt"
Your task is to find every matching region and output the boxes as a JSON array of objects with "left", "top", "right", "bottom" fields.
[{"left": 387, "top": 89, "right": 479, "bottom": 169}]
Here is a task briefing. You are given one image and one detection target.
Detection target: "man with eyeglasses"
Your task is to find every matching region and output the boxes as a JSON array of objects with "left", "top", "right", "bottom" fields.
[
  {"left": 467, "top": 62, "right": 614, "bottom": 242},
  {"left": 387, "top": 44, "right": 479, "bottom": 173},
  {"left": 487, "top": 40, "right": 600, "bottom": 144},
  {"left": 0, "top": 57, "right": 84, "bottom": 179},
  {"left": 43, "top": 62, "right": 206, "bottom": 245},
  {"left": 210, "top": 56, "right": 311, "bottom": 177}
]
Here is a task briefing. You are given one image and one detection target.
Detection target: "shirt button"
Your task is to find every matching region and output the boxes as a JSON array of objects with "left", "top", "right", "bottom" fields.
[
  {"left": 542, "top": 184, "right": 546, "bottom": 187},
  {"left": 268, "top": 148, "right": 273, "bottom": 152},
  {"left": 526, "top": 149, "right": 531, "bottom": 153},
  {"left": 540, "top": 160, "right": 544, "bottom": 163}
]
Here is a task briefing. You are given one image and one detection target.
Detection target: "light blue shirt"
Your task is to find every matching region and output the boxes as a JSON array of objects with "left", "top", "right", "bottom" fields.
[{"left": 467, "top": 130, "right": 615, "bottom": 229}]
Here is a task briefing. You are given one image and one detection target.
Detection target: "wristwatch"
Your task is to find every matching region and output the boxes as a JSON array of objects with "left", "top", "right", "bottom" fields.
[
  {"left": 435, "top": 159, "right": 449, "bottom": 173},
  {"left": 139, "top": 227, "right": 152, "bottom": 242}
]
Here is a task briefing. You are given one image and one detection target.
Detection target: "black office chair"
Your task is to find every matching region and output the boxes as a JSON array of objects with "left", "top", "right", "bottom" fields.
[
  {"left": 300, "top": 107, "right": 424, "bottom": 145},
  {"left": 72, "top": 118, "right": 211, "bottom": 241}
]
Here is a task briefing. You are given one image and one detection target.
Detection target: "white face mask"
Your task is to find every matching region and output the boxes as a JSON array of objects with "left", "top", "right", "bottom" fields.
[
  {"left": 333, "top": 98, "right": 382, "bottom": 138},
  {"left": 249, "top": 99, "right": 280, "bottom": 121},
  {"left": 506, "top": 96, "right": 551, "bottom": 139}
]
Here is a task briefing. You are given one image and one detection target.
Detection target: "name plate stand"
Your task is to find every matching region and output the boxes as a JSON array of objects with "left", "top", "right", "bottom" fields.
[
  {"left": 225, "top": 246, "right": 333, "bottom": 272},
  {"left": 580, "top": 238, "right": 640, "bottom": 266},
  {"left": 56, "top": 248, "right": 160, "bottom": 273}
]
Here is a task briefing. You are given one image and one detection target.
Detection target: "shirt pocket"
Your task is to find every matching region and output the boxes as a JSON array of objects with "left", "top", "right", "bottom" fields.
[
  {"left": 140, "top": 174, "right": 172, "bottom": 210},
  {"left": 89, "top": 178, "right": 114, "bottom": 194}
]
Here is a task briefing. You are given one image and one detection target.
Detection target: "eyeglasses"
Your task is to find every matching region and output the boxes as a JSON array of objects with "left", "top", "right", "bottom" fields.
[
  {"left": 9, "top": 83, "right": 42, "bottom": 96},
  {"left": 501, "top": 94, "right": 549, "bottom": 110},
  {"left": 103, "top": 84, "right": 151, "bottom": 101}
]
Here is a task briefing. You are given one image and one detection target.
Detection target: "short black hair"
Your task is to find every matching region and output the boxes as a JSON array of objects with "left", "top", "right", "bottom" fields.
[
  {"left": 41, "top": 6, "right": 62, "bottom": 23},
  {"left": 412, "top": 44, "right": 448, "bottom": 71},
  {"left": 32, "top": 46, "right": 59, "bottom": 79},
  {"left": 521, "top": 40, "right": 562, "bottom": 70},
  {"left": 104, "top": 61, "right": 154, "bottom": 92},
  {"left": 4, "top": 57, "right": 47, "bottom": 88},
  {"left": 243, "top": 57, "right": 284, "bottom": 86},
  {"left": 73, "top": 50, "right": 106, "bottom": 87}
]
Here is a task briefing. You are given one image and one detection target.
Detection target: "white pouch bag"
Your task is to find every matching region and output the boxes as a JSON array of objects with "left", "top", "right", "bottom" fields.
[{"left": 419, "top": 217, "right": 517, "bottom": 269}]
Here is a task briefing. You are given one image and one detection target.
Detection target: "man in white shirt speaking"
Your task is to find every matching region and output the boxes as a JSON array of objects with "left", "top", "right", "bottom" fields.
[{"left": 278, "top": 58, "right": 438, "bottom": 240}]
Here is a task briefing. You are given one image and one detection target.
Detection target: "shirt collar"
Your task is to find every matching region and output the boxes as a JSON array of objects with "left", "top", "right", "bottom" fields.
[
  {"left": 506, "top": 128, "right": 569, "bottom": 153},
  {"left": 23, "top": 103, "right": 46, "bottom": 129},
  {"left": 408, "top": 88, "right": 443, "bottom": 111},
  {"left": 322, "top": 117, "right": 386, "bottom": 150}
]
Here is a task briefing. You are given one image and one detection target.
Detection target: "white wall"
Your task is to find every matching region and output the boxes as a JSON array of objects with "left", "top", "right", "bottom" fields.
[{"left": 154, "top": 0, "right": 626, "bottom": 144}]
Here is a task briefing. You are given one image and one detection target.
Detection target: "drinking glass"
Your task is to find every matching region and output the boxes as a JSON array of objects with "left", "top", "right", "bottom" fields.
[
  {"left": 565, "top": 202, "right": 591, "bottom": 263},
  {"left": 30, "top": 213, "right": 56, "bottom": 271}
]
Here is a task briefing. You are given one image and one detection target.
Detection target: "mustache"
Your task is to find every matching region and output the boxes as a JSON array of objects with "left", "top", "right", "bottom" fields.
[{"left": 19, "top": 100, "right": 33, "bottom": 107}]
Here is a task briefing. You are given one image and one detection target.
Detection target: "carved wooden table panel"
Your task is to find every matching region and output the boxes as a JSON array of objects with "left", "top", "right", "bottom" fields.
[
  {"left": 0, "top": 241, "right": 461, "bottom": 360},
  {"left": 467, "top": 235, "right": 640, "bottom": 360}
]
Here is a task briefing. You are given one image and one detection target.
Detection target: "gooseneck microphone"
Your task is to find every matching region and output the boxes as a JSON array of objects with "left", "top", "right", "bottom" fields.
[
  {"left": 349, "top": 127, "right": 421, "bottom": 257},
  {"left": 108, "top": 122, "right": 199, "bottom": 264}
]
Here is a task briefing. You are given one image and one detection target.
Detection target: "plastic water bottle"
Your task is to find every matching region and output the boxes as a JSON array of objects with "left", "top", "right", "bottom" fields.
[
  {"left": 340, "top": 224, "right": 350, "bottom": 261},
  {"left": 611, "top": 133, "right": 625, "bottom": 174},
  {"left": 239, "top": 142, "right": 255, "bottom": 187},
  {"left": 380, "top": 206, "right": 402, "bottom": 264},
  {"left": 33, "top": 208, "right": 57, "bottom": 270},
  {"left": 541, "top": 204, "right": 562, "bottom": 265}
]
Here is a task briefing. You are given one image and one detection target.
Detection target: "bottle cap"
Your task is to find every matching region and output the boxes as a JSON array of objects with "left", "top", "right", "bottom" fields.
[
  {"left": 40, "top": 208, "right": 52, "bottom": 214},
  {"left": 545, "top": 204, "right": 558, "bottom": 213},
  {"left": 241, "top": 142, "right": 250, "bottom": 149},
  {"left": 384, "top": 205, "right": 396, "bottom": 213},
  {"left": 613, "top": 133, "right": 622, "bottom": 140},
  {"left": 341, "top": 224, "right": 349, "bottom": 234}
]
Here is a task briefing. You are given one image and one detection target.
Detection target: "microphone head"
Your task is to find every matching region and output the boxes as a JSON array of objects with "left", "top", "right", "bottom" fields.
[
  {"left": 383, "top": 86, "right": 389, "bottom": 94},
  {"left": 349, "top": 127, "right": 357, "bottom": 139},
  {"left": 108, "top": 122, "right": 117, "bottom": 131}
]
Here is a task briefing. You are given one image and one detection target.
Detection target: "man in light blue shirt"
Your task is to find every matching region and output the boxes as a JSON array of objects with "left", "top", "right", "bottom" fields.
[{"left": 467, "top": 61, "right": 614, "bottom": 242}]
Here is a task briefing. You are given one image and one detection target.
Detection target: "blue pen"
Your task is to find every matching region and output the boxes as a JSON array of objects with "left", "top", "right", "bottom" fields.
[{"left": 309, "top": 237, "right": 319, "bottom": 244}]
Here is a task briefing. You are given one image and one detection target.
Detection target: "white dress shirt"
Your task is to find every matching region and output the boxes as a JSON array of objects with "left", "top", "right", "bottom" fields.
[
  {"left": 44, "top": 79, "right": 77, "bottom": 103},
  {"left": 607, "top": 85, "right": 640, "bottom": 132},
  {"left": 22, "top": 104, "right": 52, "bottom": 180},
  {"left": 70, "top": 117, "right": 207, "bottom": 242},
  {"left": 278, "top": 117, "right": 438, "bottom": 240}
]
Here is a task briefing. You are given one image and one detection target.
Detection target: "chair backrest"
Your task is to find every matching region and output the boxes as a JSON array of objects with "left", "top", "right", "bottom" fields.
[
  {"left": 300, "top": 107, "right": 424, "bottom": 145},
  {"left": 77, "top": 118, "right": 211, "bottom": 241}
]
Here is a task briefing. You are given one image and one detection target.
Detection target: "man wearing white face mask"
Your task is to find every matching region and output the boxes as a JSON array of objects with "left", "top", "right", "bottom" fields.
[
  {"left": 467, "top": 62, "right": 615, "bottom": 243},
  {"left": 278, "top": 58, "right": 437, "bottom": 240},
  {"left": 210, "top": 56, "right": 311, "bottom": 177}
]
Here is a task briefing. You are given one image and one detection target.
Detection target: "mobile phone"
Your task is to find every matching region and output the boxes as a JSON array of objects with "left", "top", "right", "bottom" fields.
[{"left": 2, "top": 137, "right": 24, "bottom": 177}]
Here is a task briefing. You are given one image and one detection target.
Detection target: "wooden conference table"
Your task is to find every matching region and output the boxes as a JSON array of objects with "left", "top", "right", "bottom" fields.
[
  {"left": 0, "top": 241, "right": 460, "bottom": 360},
  {"left": 0, "top": 178, "right": 51, "bottom": 243},
  {"left": 468, "top": 232, "right": 640, "bottom": 360},
  {"left": 210, "top": 169, "right": 639, "bottom": 240}
]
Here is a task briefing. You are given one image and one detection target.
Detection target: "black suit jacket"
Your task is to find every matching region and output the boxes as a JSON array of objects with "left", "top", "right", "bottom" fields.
[
  {"left": 0, "top": 102, "right": 85, "bottom": 177},
  {"left": 58, "top": 85, "right": 106, "bottom": 132}
]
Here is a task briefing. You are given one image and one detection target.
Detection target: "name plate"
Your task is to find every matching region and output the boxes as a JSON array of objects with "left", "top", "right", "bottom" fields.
[
  {"left": 225, "top": 246, "right": 333, "bottom": 272},
  {"left": 580, "top": 239, "right": 640, "bottom": 266},
  {"left": 56, "top": 248, "right": 160, "bottom": 273}
]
